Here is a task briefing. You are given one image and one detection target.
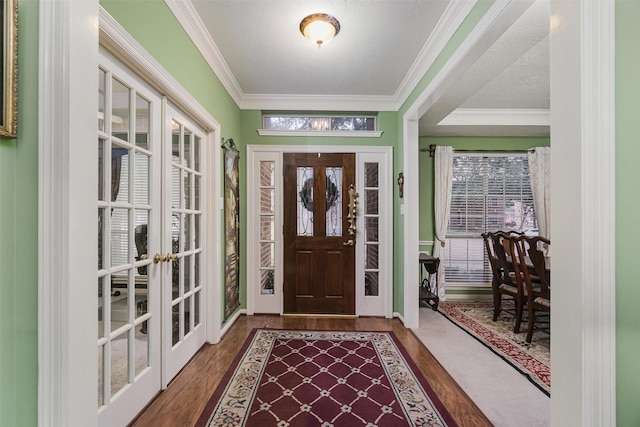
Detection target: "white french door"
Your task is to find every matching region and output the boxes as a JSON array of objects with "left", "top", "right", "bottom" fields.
[
  {"left": 97, "top": 52, "right": 162, "bottom": 427},
  {"left": 97, "top": 51, "right": 207, "bottom": 427},
  {"left": 162, "top": 103, "right": 207, "bottom": 384}
]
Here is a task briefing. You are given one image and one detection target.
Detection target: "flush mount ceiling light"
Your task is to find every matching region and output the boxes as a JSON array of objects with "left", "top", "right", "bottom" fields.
[{"left": 299, "top": 13, "right": 340, "bottom": 47}]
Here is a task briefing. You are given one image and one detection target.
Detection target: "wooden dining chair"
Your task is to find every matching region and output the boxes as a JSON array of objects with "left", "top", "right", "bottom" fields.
[
  {"left": 513, "top": 235, "right": 551, "bottom": 344},
  {"left": 482, "top": 230, "right": 527, "bottom": 333}
]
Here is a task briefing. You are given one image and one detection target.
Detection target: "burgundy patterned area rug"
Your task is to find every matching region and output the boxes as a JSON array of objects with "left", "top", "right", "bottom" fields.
[
  {"left": 196, "top": 329, "right": 458, "bottom": 427},
  {"left": 437, "top": 302, "right": 550, "bottom": 395}
]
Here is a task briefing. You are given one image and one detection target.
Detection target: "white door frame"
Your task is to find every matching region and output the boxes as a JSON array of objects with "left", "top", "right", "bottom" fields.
[
  {"left": 246, "top": 145, "right": 393, "bottom": 318},
  {"left": 39, "top": 6, "right": 223, "bottom": 426}
]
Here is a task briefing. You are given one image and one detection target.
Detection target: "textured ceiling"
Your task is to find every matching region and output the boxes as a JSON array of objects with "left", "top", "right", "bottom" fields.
[
  {"left": 420, "top": 0, "right": 550, "bottom": 136},
  {"left": 184, "top": 0, "right": 549, "bottom": 136}
]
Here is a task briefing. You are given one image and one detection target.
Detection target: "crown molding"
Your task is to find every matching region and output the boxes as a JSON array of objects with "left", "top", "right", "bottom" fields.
[
  {"left": 164, "top": 0, "right": 245, "bottom": 108},
  {"left": 438, "top": 108, "right": 551, "bottom": 126},
  {"left": 394, "top": 0, "right": 477, "bottom": 108},
  {"left": 166, "top": 0, "right": 475, "bottom": 111}
]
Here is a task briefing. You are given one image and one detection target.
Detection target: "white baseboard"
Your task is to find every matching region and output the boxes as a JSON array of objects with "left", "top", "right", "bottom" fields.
[
  {"left": 219, "top": 309, "right": 246, "bottom": 338},
  {"left": 393, "top": 311, "right": 405, "bottom": 325}
]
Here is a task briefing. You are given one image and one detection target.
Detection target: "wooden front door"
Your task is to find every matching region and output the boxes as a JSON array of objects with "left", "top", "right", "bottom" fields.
[{"left": 283, "top": 153, "right": 356, "bottom": 314}]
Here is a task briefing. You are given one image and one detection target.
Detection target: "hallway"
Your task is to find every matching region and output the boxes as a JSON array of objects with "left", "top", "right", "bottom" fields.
[{"left": 130, "top": 315, "right": 490, "bottom": 426}]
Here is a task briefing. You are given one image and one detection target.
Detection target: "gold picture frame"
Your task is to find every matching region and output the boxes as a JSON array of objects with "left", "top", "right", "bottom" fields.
[{"left": 0, "top": 0, "right": 17, "bottom": 137}]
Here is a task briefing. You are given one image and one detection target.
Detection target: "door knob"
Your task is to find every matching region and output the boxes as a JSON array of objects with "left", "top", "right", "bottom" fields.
[
  {"left": 153, "top": 253, "right": 167, "bottom": 263},
  {"left": 343, "top": 239, "right": 355, "bottom": 246},
  {"left": 167, "top": 253, "right": 178, "bottom": 261}
]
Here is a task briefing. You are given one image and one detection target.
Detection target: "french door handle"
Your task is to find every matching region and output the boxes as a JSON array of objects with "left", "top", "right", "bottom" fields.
[
  {"left": 166, "top": 253, "right": 178, "bottom": 261},
  {"left": 343, "top": 239, "right": 355, "bottom": 246},
  {"left": 153, "top": 253, "right": 167, "bottom": 263}
]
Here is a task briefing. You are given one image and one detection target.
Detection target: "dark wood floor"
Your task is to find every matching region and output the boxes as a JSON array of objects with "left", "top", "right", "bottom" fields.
[{"left": 130, "top": 315, "right": 492, "bottom": 427}]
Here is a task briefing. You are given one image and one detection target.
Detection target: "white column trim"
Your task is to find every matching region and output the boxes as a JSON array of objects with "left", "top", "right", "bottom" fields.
[
  {"left": 580, "top": 0, "right": 616, "bottom": 424},
  {"left": 402, "top": 118, "right": 420, "bottom": 329},
  {"left": 38, "top": 1, "right": 99, "bottom": 426}
]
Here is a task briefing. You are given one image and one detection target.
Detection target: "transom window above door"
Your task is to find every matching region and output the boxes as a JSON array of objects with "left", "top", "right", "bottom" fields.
[{"left": 257, "top": 115, "right": 383, "bottom": 137}]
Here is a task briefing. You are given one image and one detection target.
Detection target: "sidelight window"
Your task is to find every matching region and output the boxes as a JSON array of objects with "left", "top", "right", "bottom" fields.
[
  {"left": 363, "top": 162, "right": 380, "bottom": 296},
  {"left": 259, "top": 161, "right": 276, "bottom": 294}
]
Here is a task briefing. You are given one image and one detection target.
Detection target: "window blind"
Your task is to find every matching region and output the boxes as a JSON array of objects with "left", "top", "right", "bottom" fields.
[{"left": 444, "top": 154, "right": 537, "bottom": 284}]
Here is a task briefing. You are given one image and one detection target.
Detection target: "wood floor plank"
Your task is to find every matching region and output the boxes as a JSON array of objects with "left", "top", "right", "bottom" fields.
[{"left": 129, "top": 315, "right": 492, "bottom": 427}]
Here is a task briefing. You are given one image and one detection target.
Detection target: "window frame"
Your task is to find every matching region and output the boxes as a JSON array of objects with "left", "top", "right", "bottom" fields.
[
  {"left": 257, "top": 114, "right": 383, "bottom": 138},
  {"left": 444, "top": 152, "right": 537, "bottom": 285}
]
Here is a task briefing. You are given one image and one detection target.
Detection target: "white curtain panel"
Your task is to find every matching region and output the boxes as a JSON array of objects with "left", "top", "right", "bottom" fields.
[
  {"left": 527, "top": 147, "right": 551, "bottom": 242},
  {"left": 433, "top": 146, "right": 453, "bottom": 299}
]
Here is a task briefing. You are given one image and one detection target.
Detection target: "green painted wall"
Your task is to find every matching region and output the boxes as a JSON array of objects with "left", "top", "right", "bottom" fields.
[
  {"left": 0, "top": 1, "right": 39, "bottom": 425},
  {"left": 100, "top": 0, "right": 243, "bottom": 325},
  {"left": 616, "top": 1, "right": 640, "bottom": 425}
]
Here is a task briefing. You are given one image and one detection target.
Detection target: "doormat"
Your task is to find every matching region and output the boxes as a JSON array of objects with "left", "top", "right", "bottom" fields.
[
  {"left": 195, "top": 329, "right": 458, "bottom": 426},
  {"left": 437, "top": 302, "right": 550, "bottom": 395}
]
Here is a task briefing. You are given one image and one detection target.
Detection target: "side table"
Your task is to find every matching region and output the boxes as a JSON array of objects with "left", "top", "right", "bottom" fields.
[{"left": 419, "top": 254, "right": 440, "bottom": 310}]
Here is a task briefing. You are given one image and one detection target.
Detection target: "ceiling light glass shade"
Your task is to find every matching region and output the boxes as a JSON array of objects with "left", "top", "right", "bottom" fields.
[{"left": 300, "top": 13, "right": 340, "bottom": 46}]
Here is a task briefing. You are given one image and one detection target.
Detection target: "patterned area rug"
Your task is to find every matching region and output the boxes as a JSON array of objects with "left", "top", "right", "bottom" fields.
[
  {"left": 437, "top": 302, "right": 550, "bottom": 395},
  {"left": 196, "top": 329, "right": 458, "bottom": 427}
]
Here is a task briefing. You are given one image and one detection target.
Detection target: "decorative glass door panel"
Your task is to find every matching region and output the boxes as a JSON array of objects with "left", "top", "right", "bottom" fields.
[
  {"left": 296, "top": 166, "right": 314, "bottom": 236},
  {"left": 325, "top": 167, "right": 343, "bottom": 237}
]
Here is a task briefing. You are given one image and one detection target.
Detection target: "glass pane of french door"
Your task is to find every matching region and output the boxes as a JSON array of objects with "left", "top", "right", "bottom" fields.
[
  {"left": 97, "top": 53, "right": 162, "bottom": 427},
  {"left": 163, "top": 104, "right": 206, "bottom": 384}
]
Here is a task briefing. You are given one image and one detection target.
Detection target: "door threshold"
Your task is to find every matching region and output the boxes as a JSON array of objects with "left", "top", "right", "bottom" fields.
[{"left": 282, "top": 313, "right": 356, "bottom": 318}]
